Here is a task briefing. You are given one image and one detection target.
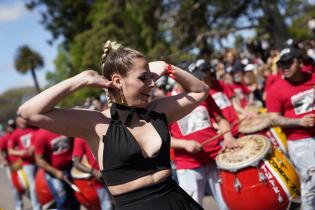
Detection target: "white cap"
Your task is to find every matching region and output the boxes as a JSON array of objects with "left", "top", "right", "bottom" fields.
[{"left": 244, "top": 64, "right": 256, "bottom": 72}]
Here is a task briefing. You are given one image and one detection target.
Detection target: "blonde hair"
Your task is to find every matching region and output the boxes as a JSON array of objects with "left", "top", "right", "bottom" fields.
[{"left": 101, "top": 40, "right": 146, "bottom": 107}]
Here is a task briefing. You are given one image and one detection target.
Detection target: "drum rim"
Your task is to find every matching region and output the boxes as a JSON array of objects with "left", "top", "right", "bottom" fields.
[
  {"left": 238, "top": 114, "right": 271, "bottom": 134},
  {"left": 216, "top": 134, "right": 271, "bottom": 171},
  {"left": 70, "top": 167, "right": 92, "bottom": 179}
]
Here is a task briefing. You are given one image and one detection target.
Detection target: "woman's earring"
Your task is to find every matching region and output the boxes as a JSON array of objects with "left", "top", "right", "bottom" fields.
[{"left": 120, "top": 88, "right": 125, "bottom": 104}]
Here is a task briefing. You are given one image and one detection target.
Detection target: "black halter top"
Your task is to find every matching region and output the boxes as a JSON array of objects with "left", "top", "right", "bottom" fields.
[{"left": 101, "top": 103, "right": 171, "bottom": 186}]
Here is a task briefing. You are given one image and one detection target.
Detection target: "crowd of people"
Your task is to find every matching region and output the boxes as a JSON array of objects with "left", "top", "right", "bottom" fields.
[{"left": 0, "top": 38, "right": 315, "bottom": 210}]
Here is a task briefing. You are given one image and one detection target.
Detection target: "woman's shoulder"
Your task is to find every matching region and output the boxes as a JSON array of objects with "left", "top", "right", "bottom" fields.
[{"left": 94, "top": 109, "right": 112, "bottom": 139}]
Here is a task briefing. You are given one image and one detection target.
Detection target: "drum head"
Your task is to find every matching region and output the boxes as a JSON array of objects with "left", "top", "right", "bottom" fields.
[
  {"left": 216, "top": 135, "right": 271, "bottom": 171},
  {"left": 238, "top": 114, "right": 271, "bottom": 133},
  {"left": 71, "top": 167, "right": 92, "bottom": 179},
  {"left": 245, "top": 104, "right": 260, "bottom": 114},
  {"left": 71, "top": 155, "right": 93, "bottom": 179}
]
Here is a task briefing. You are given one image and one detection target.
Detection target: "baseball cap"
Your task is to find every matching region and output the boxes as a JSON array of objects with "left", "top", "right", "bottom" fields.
[
  {"left": 188, "top": 59, "right": 210, "bottom": 79},
  {"left": 277, "top": 47, "right": 302, "bottom": 63},
  {"left": 244, "top": 64, "right": 256, "bottom": 72},
  {"left": 7, "top": 119, "right": 16, "bottom": 129},
  {"left": 231, "top": 61, "right": 244, "bottom": 73}
]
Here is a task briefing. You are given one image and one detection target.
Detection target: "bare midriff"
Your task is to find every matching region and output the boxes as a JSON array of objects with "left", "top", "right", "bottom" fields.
[{"left": 108, "top": 169, "right": 172, "bottom": 196}]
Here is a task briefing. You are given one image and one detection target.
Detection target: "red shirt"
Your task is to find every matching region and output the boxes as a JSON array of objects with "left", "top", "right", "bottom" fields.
[
  {"left": 34, "top": 129, "right": 73, "bottom": 169},
  {"left": 228, "top": 82, "right": 251, "bottom": 108},
  {"left": 210, "top": 80, "right": 239, "bottom": 135},
  {"left": 1, "top": 132, "right": 20, "bottom": 164},
  {"left": 0, "top": 133, "right": 10, "bottom": 162},
  {"left": 72, "top": 138, "right": 99, "bottom": 170},
  {"left": 8, "top": 127, "right": 37, "bottom": 165},
  {"left": 169, "top": 95, "right": 222, "bottom": 169},
  {"left": 265, "top": 74, "right": 282, "bottom": 93},
  {"left": 266, "top": 73, "right": 315, "bottom": 140}
]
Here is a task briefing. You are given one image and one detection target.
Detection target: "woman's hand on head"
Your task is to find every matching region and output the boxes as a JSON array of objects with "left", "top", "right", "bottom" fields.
[
  {"left": 149, "top": 61, "right": 167, "bottom": 81},
  {"left": 79, "top": 70, "right": 114, "bottom": 89}
]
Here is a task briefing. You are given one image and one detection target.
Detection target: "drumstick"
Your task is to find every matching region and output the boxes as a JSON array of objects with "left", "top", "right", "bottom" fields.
[
  {"left": 64, "top": 177, "right": 80, "bottom": 192},
  {"left": 64, "top": 177, "right": 91, "bottom": 206},
  {"left": 201, "top": 117, "right": 246, "bottom": 147},
  {"left": 201, "top": 129, "right": 232, "bottom": 146}
]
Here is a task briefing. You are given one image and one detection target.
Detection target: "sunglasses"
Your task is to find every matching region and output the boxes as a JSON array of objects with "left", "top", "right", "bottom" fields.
[{"left": 278, "top": 59, "right": 294, "bottom": 70}]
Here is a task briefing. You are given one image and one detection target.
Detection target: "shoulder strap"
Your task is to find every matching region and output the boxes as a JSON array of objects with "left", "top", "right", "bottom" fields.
[{"left": 110, "top": 103, "right": 119, "bottom": 121}]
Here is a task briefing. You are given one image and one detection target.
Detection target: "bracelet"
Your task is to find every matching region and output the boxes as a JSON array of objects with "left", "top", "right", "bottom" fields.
[{"left": 164, "top": 63, "right": 176, "bottom": 79}]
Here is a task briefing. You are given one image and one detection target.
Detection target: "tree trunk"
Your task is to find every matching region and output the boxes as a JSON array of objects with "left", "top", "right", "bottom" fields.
[
  {"left": 260, "top": 0, "right": 289, "bottom": 49},
  {"left": 31, "top": 68, "right": 41, "bottom": 93}
]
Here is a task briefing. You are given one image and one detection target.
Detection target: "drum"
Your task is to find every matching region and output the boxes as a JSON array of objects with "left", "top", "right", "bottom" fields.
[
  {"left": 71, "top": 156, "right": 101, "bottom": 210},
  {"left": 35, "top": 169, "right": 55, "bottom": 209},
  {"left": 11, "top": 168, "right": 29, "bottom": 194},
  {"left": 238, "top": 114, "right": 271, "bottom": 134},
  {"left": 263, "top": 126, "right": 288, "bottom": 155},
  {"left": 216, "top": 135, "right": 300, "bottom": 210},
  {"left": 10, "top": 159, "right": 23, "bottom": 171},
  {"left": 238, "top": 114, "right": 288, "bottom": 155}
]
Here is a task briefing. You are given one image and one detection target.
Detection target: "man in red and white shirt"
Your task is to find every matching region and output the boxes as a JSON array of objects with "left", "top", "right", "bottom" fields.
[
  {"left": 8, "top": 116, "right": 40, "bottom": 210},
  {"left": 192, "top": 59, "right": 239, "bottom": 135},
  {"left": 169, "top": 60, "right": 239, "bottom": 209},
  {"left": 266, "top": 47, "right": 315, "bottom": 210},
  {"left": 34, "top": 128, "right": 79, "bottom": 210},
  {"left": 227, "top": 62, "right": 255, "bottom": 117},
  {"left": 0, "top": 120, "right": 24, "bottom": 210},
  {"left": 72, "top": 138, "right": 112, "bottom": 210}
]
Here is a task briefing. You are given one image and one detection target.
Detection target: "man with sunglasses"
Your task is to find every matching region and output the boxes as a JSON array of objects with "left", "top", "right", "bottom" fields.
[{"left": 266, "top": 47, "right": 315, "bottom": 210}]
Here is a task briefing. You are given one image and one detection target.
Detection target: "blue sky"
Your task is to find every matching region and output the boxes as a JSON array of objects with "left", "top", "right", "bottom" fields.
[{"left": 0, "top": 0, "right": 58, "bottom": 94}]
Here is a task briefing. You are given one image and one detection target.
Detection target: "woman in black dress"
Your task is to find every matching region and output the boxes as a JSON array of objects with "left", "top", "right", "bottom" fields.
[{"left": 18, "top": 41, "right": 208, "bottom": 210}]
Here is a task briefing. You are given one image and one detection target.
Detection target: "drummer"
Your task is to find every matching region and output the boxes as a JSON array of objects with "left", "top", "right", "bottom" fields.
[
  {"left": 7, "top": 116, "right": 40, "bottom": 210},
  {"left": 189, "top": 59, "right": 239, "bottom": 135},
  {"left": 72, "top": 137, "right": 113, "bottom": 210},
  {"left": 169, "top": 62, "right": 239, "bottom": 209},
  {"left": 33, "top": 128, "right": 80, "bottom": 210},
  {"left": 266, "top": 46, "right": 315, "bottom": 210},
  {"left": 227, "top": 62, "right": 255, "bottom": 117},
  {"left": 0, "top": 119, "right": 24, "bottom": 210}
]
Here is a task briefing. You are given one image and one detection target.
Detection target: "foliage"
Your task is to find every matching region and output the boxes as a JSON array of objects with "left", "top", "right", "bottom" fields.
[
  {"left": 24, "top": 0, "right": 95, "bottom": 46},
  {"left": 288, "top": 4, "right": 315, "bottom": 40},
  {"left": 23, "top": 0, "right": 315, "bottom": 106},
  {"left": 0, "top": 87, "right": 37, "bottom": 125},
  {"left": 14, "top": 45, "right": 44, "bottom": 92}
]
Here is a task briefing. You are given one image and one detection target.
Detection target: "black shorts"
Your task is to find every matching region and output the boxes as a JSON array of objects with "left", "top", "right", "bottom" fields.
[{"left": 112, "top": 176, "right": 204, "bottom": 210}]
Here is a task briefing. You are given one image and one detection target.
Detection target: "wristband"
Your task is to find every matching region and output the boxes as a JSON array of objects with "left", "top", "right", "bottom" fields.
[{"left": 164, "top": 63, "right": 176, "bottom": 79}]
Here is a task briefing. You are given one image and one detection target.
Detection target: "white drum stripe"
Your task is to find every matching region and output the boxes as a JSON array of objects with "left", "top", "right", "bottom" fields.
[{"left": 264, "top": 160, "right": 291, "bottom": 199}]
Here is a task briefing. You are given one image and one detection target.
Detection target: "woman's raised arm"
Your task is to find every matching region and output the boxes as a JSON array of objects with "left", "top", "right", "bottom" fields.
[
  {"left": 18, "top": 70, "right": 114, "bottom": 139},
  {"left": 149, "top": 61, "right": 209, "bottom": 123}
]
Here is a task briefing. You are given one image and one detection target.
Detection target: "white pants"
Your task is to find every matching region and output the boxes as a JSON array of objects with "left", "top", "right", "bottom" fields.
[
  {"left": 176, "top": 161, "right": 228, "bottom": 210},
  {"left": 288, "top": 137, "right": 315, "bottom": 210}
]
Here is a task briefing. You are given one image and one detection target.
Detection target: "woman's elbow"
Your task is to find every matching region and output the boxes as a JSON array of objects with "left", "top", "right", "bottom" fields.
[
  {"left": 17, "top": 104, "right": 31, "bottom": 120},
  {"left": 200, "top": 84, "right": 209, "bottom": 99}
]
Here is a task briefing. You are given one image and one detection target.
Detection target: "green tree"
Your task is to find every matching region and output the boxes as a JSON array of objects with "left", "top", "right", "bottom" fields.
[
  {"left": 25, "top": 0, "right": 95, "bottom": 46},
  {"left": 0, "top": 87, "right": 37, "bottom": 125},
  {"left": 14, "top": 45, "right": 44, "bottom": 93},
  {"left": 164, "top": 0, "right": 311, "bottom": 51},
  {"left": 289, "top": 4, "right": 315, "bottom": 40},
  {"left": 25, "top": 0, "right": 314, "bottom": 106}
]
